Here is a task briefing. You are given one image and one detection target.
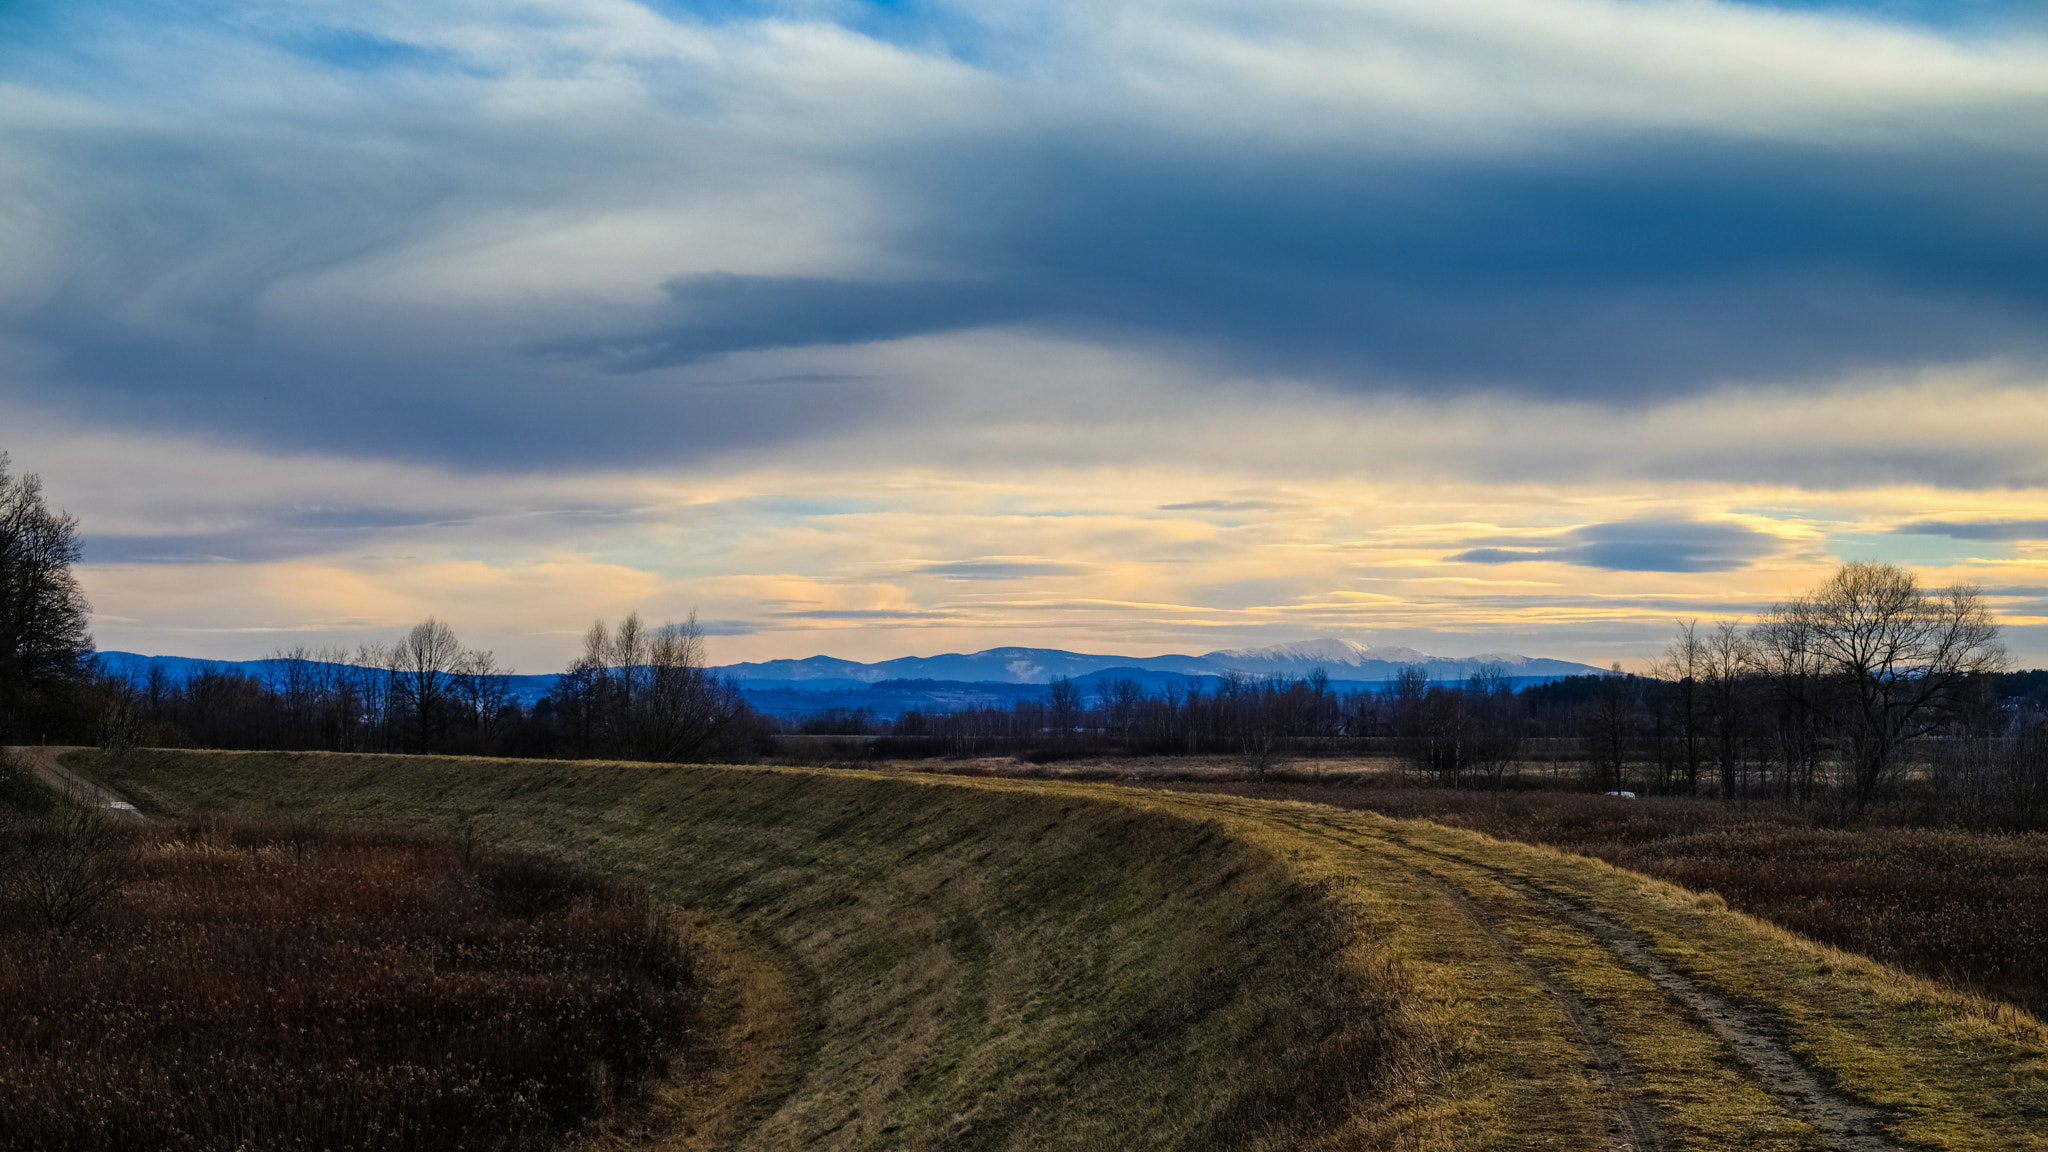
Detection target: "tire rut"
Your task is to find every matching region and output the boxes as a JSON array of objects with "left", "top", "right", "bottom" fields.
[
  {"left": 1379, "top": 827, "right": 1907, "bottom": 1152},
  {"left": 1430, "top": 878, "right": 1666, "bottom": 1152},
  {"left": 1157, "top": 793, "right": 1666, "bottom": 1151}
]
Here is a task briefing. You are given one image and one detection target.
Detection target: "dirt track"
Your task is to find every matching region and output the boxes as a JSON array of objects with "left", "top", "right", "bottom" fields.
[
  {"left": 1155, "top": 794, "right": 1913, "bottom": 1152},
  {"left": 1397, "top": 832, "right": 1904, "bottom": 1152},
  {"left": 6, "top": 746, "right": 152, "bottom": 824}
]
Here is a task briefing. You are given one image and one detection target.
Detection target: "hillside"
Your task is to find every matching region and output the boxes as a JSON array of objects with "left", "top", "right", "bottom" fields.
[
  {"left": 710, "top": 638, "right": 1605, "bottom": 685},
  {"left": 43, "top": 749, "right": 2048, "bottom": 1151}
]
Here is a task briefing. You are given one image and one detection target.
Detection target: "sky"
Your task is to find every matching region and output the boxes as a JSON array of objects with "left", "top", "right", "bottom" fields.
[{"left": 5, "top": 0, "right": 2048, "bottom": 673}]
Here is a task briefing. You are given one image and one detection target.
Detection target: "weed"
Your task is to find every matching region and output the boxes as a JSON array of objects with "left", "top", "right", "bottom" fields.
[{"left": 0, "top": 815, "right": 699, "bottom": 1152}]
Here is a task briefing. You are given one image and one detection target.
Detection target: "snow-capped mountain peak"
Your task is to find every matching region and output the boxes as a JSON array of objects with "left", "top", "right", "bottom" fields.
[{"left": 1204, "top": 638, "right": 1382, "bottom": 666}]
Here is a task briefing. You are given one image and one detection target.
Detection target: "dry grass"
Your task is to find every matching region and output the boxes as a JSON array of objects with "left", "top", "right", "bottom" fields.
[
  {"left": 73, "top": 749, "right": 1454, "bottom": 1152},
  {"left": 1138, "top": 778, "right": 2048, "bottom": 1018},
  {"left": 60, "top": 748, "right": 2048, "bottom": 1151},
  {"left": 0, "top": 813, "right": 699, "bottom": 1152}
]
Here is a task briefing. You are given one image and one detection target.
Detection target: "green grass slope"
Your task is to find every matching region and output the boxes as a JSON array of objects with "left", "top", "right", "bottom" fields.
[
  {"left": 58, "top": 749, "right": 2048, "bottom": 1151},
  {"left": 75, "top": 750, "right": 1437, "bottom": 1151}
]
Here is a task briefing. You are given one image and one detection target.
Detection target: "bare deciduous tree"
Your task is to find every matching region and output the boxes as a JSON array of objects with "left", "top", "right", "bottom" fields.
[
  {"left": 0, "top": 454, "right": 94, "bottom": 738},
  {"left": 561, "top": 611, "right": 747, "bottom": 762},
  {"left": 1465, "top": 662, "right": 1522, "bottom": 790},
  {"left": 1753, "top": 562, "right": 2005, "bottom": 810},
  {"left": 391, "top": 618, "right": 464, "bottom": 754}
]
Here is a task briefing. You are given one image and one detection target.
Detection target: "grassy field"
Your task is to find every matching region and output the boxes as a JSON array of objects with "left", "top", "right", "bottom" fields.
[{"left": 47, "top": 749, "right": 2048, "bottom": 1151}]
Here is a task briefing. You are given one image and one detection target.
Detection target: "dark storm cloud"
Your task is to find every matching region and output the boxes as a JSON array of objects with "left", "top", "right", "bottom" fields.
[
  {"left": 569, "top": 138, "right": 2048, "bottom": 394},
  {"left": 1450, "top": 518, "right": 1780, "bottom": 572},
  {"left": 22, "top": 315, "right": 892, "bottom": 469},
  {"left": 7, "top": 0, "right": 2048, "bottom": 473}
]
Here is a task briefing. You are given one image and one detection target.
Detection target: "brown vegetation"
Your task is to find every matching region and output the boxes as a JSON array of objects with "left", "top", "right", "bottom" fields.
[{"left": 0, "top": 812, "right": 699, "bottom": 1152}]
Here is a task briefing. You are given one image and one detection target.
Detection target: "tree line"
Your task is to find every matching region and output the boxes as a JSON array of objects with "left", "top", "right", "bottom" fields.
[
  {"left": 81, "top": 614, "right": 763, "bottom": 763},
  {"left": 0, "top": 452, "right": 758, "bottom": 760},
  {"left": 820, "top": 564, "right": 2043, "bottom": 827},
  {"left": 4, "top": 447, "right": 2043, "bottom": 823}
]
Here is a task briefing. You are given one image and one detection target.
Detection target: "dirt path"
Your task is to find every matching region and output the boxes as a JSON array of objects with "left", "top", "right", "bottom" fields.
[
  {"left": 6, "top": 746, "right": 152, "bottom": 824},
  {"left": 1528, "top": 885, "right": 1902, "bottom": 1152},
  {"left": 1148, "top": 791, "right": 1907, "bottom": 1152},
  {"left": 1430, "top": 878, "right": 1666, "bottom": 1152},
  {"left": 1377, "top": 828, "right": 1906, "bottom": 1152}
]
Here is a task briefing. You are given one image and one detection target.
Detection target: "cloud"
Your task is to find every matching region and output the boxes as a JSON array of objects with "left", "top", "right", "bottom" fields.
[
  {"left": 1159, "top": 500, "right": 1274, "bottom": 512},
  {"left": 774, "top": 608, "right": 968, "bottom": 620},
  {"left": 653, "top": 618, "right": 759, "bottom": 637},
  {"left": 3, "top": 0, "right": 2048, "bottom": 471},
  {"left": 1449, "top": 518, "right": 1782, "bottom": 572},
  {"left": 1893, "top": 519, "right": 2048, "bottom": 541},
  {"left": 915, "top": 559, "right": 1091, "bottom": 580}
]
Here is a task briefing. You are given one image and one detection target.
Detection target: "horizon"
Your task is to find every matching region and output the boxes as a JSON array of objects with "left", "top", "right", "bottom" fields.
[
  {"left": 6, "top": 0, "right": 2048, "bottom": 671},
  {"left": 96, "top": 634, "right": 1611, "bottom": 673}
]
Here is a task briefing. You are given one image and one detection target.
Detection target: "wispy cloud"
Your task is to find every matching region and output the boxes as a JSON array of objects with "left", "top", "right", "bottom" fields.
[
  {"left": 914, "top": 560, "right": 1091, "bottom": 581},
  {"left": 1449, "top": 519, "right": 1784, "bottom": 573},
  {"left": 1894, "top": 519, "right": 2048, "bottom": 541},
  {"left": 7, "top": 0, "right": 2048, "bottom": 668}
]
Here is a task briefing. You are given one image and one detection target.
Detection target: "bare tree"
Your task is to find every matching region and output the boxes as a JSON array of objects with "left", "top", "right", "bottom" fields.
[
  {"left": 1046, "top": 676, "right": 1083, "bottom": 737},
  {"left": 1700, "top": 621, "right": 1751, "bottom": 798},
  {"left": 560, "top": 611, "right": 745, "bottom": 762},
  {"left": 638, "top": 614, "right": 745, "bottom": 761},
  {"left": 1753, "top": 562, "right": 2005, "bottom": 811},
  {"left": 1651, "top": 621, "right": 1708, "bottom": 795},
  {"left": 453, "top": 648, "right": 512, "bottom": 752},
  {"left": 391, "top": 618, "right": 463, "bottom": 754},
  {"left": 1465, "top": 662, "right": 1522, "bottom": 790},
  {"left": 1589, "top": 664, "right": 1640, "bottom": 794},
  {"left": 0, "top": 454, "right": 94, "bottom": 738}
]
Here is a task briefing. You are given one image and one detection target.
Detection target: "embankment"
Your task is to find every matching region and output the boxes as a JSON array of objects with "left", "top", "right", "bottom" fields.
[{"left": 72, "top": 750, "right": 1437, "bottom": 1151}]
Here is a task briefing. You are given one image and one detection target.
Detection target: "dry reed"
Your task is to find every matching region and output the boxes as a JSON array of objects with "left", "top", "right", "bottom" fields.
[{"left": 0, "top": 814, "right": 698, "bottom": 1152}]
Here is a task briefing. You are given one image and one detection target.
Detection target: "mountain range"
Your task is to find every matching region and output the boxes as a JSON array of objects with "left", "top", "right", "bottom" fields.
[
  {"left": 711, "top": 637, "right": 1603, "bottom": 686},
  {"left": 95, "top": 639, "right": 1607, "bottom": 718}
]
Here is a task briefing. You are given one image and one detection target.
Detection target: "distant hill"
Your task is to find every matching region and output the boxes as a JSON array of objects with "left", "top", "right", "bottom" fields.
[
  {"left": 95, "top": 638, "right": 1607, "bottom": 720},
  {"left": 95, "top": 652, "right": 562, "bottom": 706},
  {"left": 712, "top": 638, "right": 1603, "bottom": 686}
]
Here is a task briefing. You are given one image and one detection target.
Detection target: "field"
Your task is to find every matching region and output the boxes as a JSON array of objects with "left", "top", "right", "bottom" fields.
[
  {"left": 0, "top": 807, "right": 700, "bottom": 1152},
  {"left": 26, "top": 747, "right": 2048, "bottom": 1151}
]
